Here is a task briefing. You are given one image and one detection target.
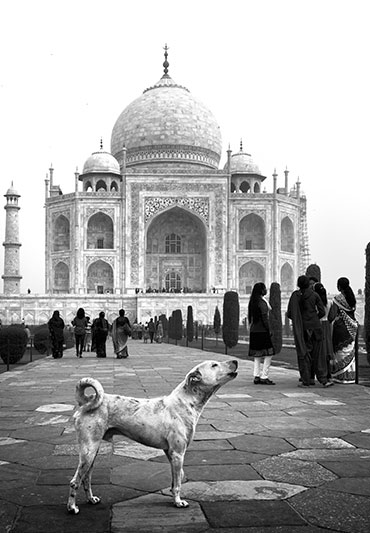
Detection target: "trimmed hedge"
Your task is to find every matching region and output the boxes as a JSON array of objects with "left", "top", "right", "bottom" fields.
[
  {"left": 222, "top": 291, "right": 240, "bottom": 350},
  {"left": 269, "top": 282, "right": 283, "bottom": 354},
  {"left": 0, "top": 325, "right": 28, "bottom": 364}
]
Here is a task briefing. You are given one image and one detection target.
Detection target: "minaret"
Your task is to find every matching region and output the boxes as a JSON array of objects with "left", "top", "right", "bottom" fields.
[{"left": 2, "top": 183, "right": 22, "bottom": 294}]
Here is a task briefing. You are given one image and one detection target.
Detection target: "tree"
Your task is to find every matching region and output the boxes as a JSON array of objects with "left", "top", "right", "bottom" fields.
[
  {"left": 364, "top": 243, "right": 370, "bottom": 365},
  {"left": 269, "top": 282, "right": 283, "bottom": 354},
  {"left": 213, "top": 306, "right": 221, "bottom": 346},
  {"left": 306, "top": 264, "right": 321, "bottom": 283},
  {"left": 159, "top": 314, "right": 168, "bottom": 338},
  {"left": 172, "top": 309, "right": 183, "bottom": 345},
  {"left": 186, "top": 306, "right": 194, "bottom": 345},
  {"left": 222, "top": 291, "right": 240, "bottom": 354}
]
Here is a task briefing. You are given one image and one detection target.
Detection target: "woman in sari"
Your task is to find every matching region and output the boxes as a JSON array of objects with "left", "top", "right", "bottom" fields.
[
  {"left": 48, "top": 310, "right": 65, "bottom": 358},
  {"left": 111, "top": 309, "right": 131, "bottom": 359},
  {"left": 328, "top": 277, "right": 358, "bottom": 383},
  {"left": 92, "top": 311, "right": 110, "bottom": 358}
]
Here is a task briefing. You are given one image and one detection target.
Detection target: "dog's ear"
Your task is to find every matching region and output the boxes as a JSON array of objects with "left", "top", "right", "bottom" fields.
[{"left": 186, "top": 369, "right": 202, "bottom": 388}]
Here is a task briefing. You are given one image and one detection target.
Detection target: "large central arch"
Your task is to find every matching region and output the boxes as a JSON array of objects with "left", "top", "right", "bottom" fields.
[{"left": 145, "top": 206, "right": 207, "bottom": 292}]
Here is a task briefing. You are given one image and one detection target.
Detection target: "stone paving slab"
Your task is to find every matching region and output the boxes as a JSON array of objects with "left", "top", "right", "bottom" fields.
[{"left": 1, "top": 341, "right": 370, "bottom": 532}]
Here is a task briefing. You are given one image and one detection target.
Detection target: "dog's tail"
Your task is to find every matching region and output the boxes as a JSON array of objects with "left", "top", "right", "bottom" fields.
[{"left": 75, "top": 377, "right": 104, "bottom": 412}]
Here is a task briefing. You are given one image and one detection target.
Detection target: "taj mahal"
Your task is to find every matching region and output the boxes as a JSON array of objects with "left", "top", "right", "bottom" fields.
[{"left": 1, "top": 48, "right": 310, "bottom": 326}]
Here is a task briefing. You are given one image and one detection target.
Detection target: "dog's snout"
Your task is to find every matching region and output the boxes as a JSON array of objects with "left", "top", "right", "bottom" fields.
[{"left": 229, "top": 360, "right": 238, "bottom": 371}]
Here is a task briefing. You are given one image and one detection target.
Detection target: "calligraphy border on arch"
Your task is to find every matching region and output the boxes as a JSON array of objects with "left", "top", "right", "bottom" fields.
[{"left": 144, "top": 197, "right": 209, "bottom": 224}]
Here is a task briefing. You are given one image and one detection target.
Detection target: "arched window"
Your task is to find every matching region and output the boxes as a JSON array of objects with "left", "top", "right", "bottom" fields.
[
  {"left": 87, "top": 260, "right": 113, "bottom": 294},
  {"left": 110, "top": 181, "right": 118, "bottom": 192},
  {"left": 239, "top": 261, "right": 265, "bottom": 294},
  {"left": 53, "top": 215, "right": 70, "bottom": 251},
  {"left": 96, "top": 180, "right": 107, "bottom": 192},
  {"left": 84, "top": 181, "right": 93, "bottom": 192},
  {"left": 165, "top": 271, "right": 181, "bottom": 291},
  {"left": 165, "top": 233, "right": 181, "bottom": 253},
  {"left": 281, "top": 262, "right": 294, "bottom": 292},
  {"left": 54, "top": 262, "right": 69, "bottom": 293},
  {"left": 254, "top": 182, "right": 260, "bottom": 193},
  {"left": 239, "top": 213, "right": 265, "bottom": 250},
  {"left": 281, "top": 216, "right": 294, "bottom": 252},
  {"left": 240, "top": 181, "right": 251, "bottom": 193},
  {"left": 231, "top": 181, "right": 236, "bottom": 193},
  {"left": 87, "top": 212, "right": 114, "bottom": 249}
]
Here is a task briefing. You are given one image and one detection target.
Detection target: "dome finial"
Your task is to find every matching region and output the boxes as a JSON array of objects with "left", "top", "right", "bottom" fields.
[
  {"left": 100, "top": 138, "right": 103, "bottom": 151},
  {"left": 163, "top": 43, "right": 169, "bottom": 77},
  {"left": 240, "top": 139, "right": 243, "bottom": 152}
]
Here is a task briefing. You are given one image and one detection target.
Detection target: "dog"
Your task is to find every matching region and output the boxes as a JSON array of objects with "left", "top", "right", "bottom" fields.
[{"left": 67, "top": 359, "right": 238, "bottom": 514}]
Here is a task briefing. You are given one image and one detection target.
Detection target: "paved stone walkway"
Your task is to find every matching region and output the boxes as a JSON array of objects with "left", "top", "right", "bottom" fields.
[{"left": 1, "top": 340, "right": 370, "bottom": 532}]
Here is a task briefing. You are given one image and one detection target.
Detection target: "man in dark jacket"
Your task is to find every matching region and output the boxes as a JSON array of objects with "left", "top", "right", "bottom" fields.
[{"left": 287, "top": 275, "right": 333, "bottom": 387}]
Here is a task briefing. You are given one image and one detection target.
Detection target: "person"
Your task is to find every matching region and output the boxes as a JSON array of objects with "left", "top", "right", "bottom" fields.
[
  {"left": 248, "top": 282, "right": 275, "bottom": 385},
  {"left": 328, "top": 277, "right": 358, "bottom": 384},
  {"left": 48, "top": 310, "right": 65, "bottom": 359},
  {"left": 71, "top": 308, "right": 89, "bottom": 358},
  {"left": 314, "top": 282, "right": 334, "bottom": 382},
  {"left": 287, "top": 275, "right": 332, "bottom": 388},
  {"left": 156, "top": 320, "right": 164, "bottom": 343},
  {"left": 84, "top": 321, "right": 92, "bottom": 352},
  {"left": 148, "top": 318, "right": 156, "bottom": 343},
  {"left": 111, "top": 309, "right": 131, "bottom": 358},
  {"left": 143, "top": 324, "right": 149, "bottom": 343},
  {"left": 92, "top": 311, "right": 110, "bottom": 358}
]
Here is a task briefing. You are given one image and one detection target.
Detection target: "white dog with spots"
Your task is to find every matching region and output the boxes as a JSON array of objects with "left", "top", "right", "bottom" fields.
[{"left": 67, "top": 359, "right": 238, "bottom": 514}]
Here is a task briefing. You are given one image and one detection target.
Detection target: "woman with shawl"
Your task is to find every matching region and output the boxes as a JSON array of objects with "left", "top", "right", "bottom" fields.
[
  {"left": 92, "top": 311, "right": 110, "bottom": 358},
  {"left": 48, "top": 310, "right": 65, "bottom": 358},
  {"left": 248, "top": 282, "right": 275, "bottom": 385},
  {"left": 111, "top": 309, "right": 131, "bottom": 359},
  {"left": 328, "top": 277, "right": 358, "bottom": 383}
]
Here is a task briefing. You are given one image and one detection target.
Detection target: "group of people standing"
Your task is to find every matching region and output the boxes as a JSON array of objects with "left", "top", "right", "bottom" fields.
[
  {"left": 248, "top": 275, "right": 359, "bottom": 387},
  {"left": 48, "top": 308, "right": 132, "bottom": 359}
]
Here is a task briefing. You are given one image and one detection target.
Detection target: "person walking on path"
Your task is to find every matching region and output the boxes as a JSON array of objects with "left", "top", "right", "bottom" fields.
[
  {"left": 92, "top": 311, "right": 110, "bottom": 358},
  {"left": 71, "top": 308, "right": 89, "bottom": 358},
  {"left": 111, "top": 309, "right": 131, "bottom": 359},
  {"left": 287, "top": 275, "right": 333, "bottom": 388},
  {"left": 248, "top": 282, "right": 276, "bottom": 385},
  {"left": 328, "top": 277, "right": 358, "bottom": 384},
  {"left": 148, "top": 318, "right": 156, "bottom": 343},
  {"left": 314, "top": 282, "right": 334, "bottom": 382},
  {"left": 48, "top": 310, "right": 65, "bottom": 359}
]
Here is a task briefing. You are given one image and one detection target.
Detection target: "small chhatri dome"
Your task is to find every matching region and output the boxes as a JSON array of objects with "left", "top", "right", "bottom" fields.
[
  {"left": 82, "top": 142, "right": 121, "bottom": 176},
  {"left": 225, "top": 140, "right": 263, "bottom": 176},
  {"left": 5, "top": 181, "right": 20, "bottom": 197},
  {"left": 111, "top": 46, "right": 222, "bottom": 170}
]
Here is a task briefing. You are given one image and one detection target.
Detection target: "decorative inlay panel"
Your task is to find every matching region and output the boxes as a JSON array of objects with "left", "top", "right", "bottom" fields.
[
  {"left": 238, "top": 209, "right": 267, "bottom": 222},
  {"left": 238, "top": 256, "right": 267, "bottom": 269},
  {"left": 86, "top": 207, "right": 115, "bottom": 219},
  {"left": 145, "top": 197, "right": 209, "bottom": 224},
  {"left": 52, "top": 257, "right": 70, "bottom": 268},
  {"left": 51, "top": 209, "right": 70, "bottom": 222},
  {"left": 85, "top": 255, "right": 115, "bottom": 267}
]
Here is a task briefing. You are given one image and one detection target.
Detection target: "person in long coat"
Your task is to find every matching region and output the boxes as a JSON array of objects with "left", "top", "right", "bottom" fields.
[
  {"left": 92, "top": 311, "right": 110, "bottom": 358},
  {"left": 48, "top": 310, "right": 65, "bottom": 358}
]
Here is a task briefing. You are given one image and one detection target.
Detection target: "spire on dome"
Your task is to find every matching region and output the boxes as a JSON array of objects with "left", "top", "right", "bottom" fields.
[
  {"left": 163, "top": 44, "right": 169, "bottom": 77},
  {"left": 100, "top": 138, "right": 104, "bottom": 151},
  {"left": 240, "top": 139, "right": 243, "bottom": 152}
]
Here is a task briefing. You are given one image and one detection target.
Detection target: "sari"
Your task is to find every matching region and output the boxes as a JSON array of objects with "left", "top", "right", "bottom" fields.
[
  {"left": 111, "top": 316, "right": 130, "bottom": 358},
  {"left": 48, "top": 311, "right": 65, "bottom": 358},
  {"left": 328, "top": 293, "right": 358, "bottom": 384}
]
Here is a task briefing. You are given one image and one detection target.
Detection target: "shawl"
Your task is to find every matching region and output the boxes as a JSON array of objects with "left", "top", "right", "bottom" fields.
[
  {"left": 333, "top": 293, "right": 358, "bottom": 342},
  {"left": 287, "top": 290, "right": 307, "bottom": 358}
]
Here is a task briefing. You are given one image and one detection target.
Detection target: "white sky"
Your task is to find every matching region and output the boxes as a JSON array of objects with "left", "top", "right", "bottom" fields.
[{"left": 0, "top": 0, "right": 369, "bottom": 295}]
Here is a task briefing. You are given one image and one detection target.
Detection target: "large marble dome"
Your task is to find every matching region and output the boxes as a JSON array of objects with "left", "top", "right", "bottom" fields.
[{"left": 111, "top": 60, "right": 222, "bottom": 170}]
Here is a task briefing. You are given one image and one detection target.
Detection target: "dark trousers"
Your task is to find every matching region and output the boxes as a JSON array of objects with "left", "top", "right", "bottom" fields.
[
  {"left": 75, "top": 334, "right": 85, "bottom": 355},
  {"left": 149, "top": 331, "right": 155, "bottom": 343},
  {"left": 303, "top": 328, "right": 327, "bottom": 384}
]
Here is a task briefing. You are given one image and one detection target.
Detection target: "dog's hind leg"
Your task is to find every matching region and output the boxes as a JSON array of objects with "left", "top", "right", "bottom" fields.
[
  {"left": 67, "top": 442, "right": 100, "bottom": 514},
  {"left": 165, "top": 449, "right": 189, "bottom": 508}
]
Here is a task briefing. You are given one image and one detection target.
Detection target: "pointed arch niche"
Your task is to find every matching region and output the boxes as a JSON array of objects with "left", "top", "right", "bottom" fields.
[
  {"left": 53, "top": 215, "right": 70, "bottom": 251},
  {"left": 239, "top": 213, "right": 265, "bottom": 250},
  {"left": 281, "top": 262, "right": 294, "bottom": 292},
  {"left": 54, "top": 262, "right": 69, "bottom": 293},
  {"left": 87, "top": 212, "right": 114, "bottom": 249},
  {"left": 239, "top": 260, "right": 265, "bottom": 294},
  {"left": 87, "top": 260, "right": 113, "bottom": 294},
  {"left": 281, "top": 216, "right": 295, "bottom": 253},
  {"left": 146, "top": 206, "right": 207, "bottom": 292}
]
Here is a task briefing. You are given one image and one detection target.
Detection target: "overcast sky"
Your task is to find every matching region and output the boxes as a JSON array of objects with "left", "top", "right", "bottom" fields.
[{"left": 0, "top": 0, "right": 369, "bottom": 295}]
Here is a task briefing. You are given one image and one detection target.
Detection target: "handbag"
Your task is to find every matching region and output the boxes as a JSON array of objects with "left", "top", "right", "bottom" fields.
[{"left": 123, "top": 322, "right": 132, "bottom": 336}]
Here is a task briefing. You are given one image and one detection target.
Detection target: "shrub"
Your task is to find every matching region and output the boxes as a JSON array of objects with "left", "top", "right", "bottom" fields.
[
  {"left": 0, "top": 325, "right": 28, "bottom": 364},
  {"left": 186, "top": 306, "right": 194, "bottom": 343},
  {"left": 269, "top": 282, "right": 283, "bottom": 354},
  {"left": 222, "top": 291, "right": 240, "bottom": 351},
  {"left": 33, "top": 324, "right": 51, "bottom": 354},
  {"left": 213, "top": 306, "right": 221, "bottom": 335},
  {"left": 172, "top": 309, "right": 183, "bottom": 343}
]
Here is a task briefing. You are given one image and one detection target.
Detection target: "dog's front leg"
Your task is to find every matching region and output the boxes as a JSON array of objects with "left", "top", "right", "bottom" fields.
[
  {"left": 165, "top": 449, "right": 188, "bottom": 508},
  {"left": 67, "top": 444, "right": 100, "bottom": 514}
]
